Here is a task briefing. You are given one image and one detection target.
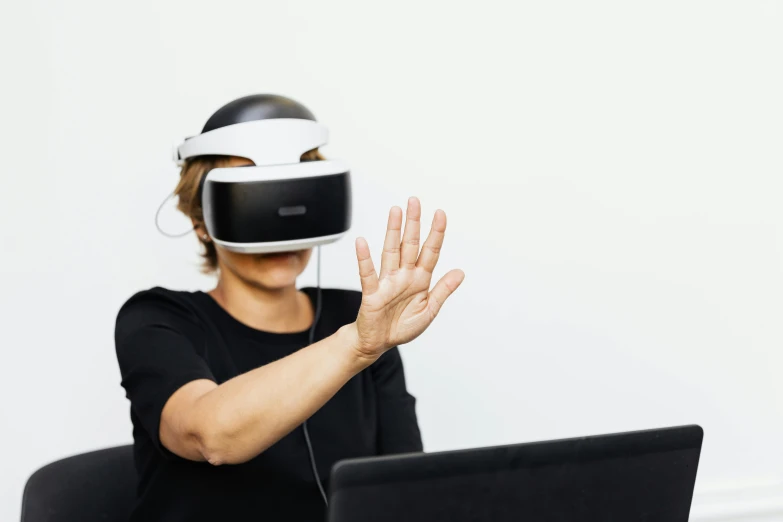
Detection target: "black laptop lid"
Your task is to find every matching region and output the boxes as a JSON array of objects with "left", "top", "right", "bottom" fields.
[{"left": 328, "top": 425, "right": 703, "bottom": 522}]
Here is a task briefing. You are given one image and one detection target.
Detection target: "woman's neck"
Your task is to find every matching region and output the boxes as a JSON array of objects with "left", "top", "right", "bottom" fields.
[{"left": 208, "top": 270, "right": 313, "bottom": 334}]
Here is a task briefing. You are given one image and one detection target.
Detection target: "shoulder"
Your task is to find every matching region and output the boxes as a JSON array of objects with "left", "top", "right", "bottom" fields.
[
  {"left": 115, "top": 287, "right": 203, "bottom": 341},
  {"left": 117, "top": 286, "right": 200, "bottom": 317},
  {"left": 304, "top": 287, "right": 362, "bottom": 326},
  {"left": 319, "top": 287, "right": 362, "bottom": 311}
]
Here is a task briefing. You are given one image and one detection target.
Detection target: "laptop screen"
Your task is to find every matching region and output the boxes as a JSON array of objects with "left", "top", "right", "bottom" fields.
[{"left": 328, "top": 426, "right": 702, "bottom": 522}]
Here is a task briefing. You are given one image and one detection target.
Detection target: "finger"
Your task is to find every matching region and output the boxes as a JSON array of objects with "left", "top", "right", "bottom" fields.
[
  {"left": 400, "top": 197, "right": 422, "bottom": 269},
  {"left": 379, "top": 206, "right": 403, "bottom": 278},
  {"left": 427, "top": 269, "right": 465, "bottom": 319},
  {"left": 355, "top": 237, "right": 379, "bottom": 294},
  {"left": 416, "top": 209, "right": 446, "bottom": 273}
]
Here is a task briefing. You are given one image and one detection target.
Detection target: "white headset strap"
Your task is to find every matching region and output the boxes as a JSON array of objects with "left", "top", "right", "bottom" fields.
[{"left": 175, "top": 119, "right": 329, "bottom": 167}]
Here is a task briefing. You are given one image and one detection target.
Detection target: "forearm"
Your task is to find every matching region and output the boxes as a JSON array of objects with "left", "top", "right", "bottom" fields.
[{"left": 190, "top": 323, "right": 373, "bottom": 465}]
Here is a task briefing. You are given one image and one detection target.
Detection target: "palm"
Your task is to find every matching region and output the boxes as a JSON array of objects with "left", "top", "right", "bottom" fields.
[{"left": 354, "top": 198, "right": 465, "bottom": 357}]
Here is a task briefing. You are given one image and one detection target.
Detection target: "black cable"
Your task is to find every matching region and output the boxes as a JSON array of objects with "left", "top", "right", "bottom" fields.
[{"left": 303, "top": 246, "right": 328, "bottom": 505}]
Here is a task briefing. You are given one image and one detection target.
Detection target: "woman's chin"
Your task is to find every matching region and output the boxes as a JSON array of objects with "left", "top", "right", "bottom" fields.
[
  {"left": 246, "top": 273, "right": 298, "bottom": 290},
  {"left": 250, "top": 255, "right": 302, "bottom": 288},
  {"left": 223, "top": 248, "right": 312, "bottom": 290}
]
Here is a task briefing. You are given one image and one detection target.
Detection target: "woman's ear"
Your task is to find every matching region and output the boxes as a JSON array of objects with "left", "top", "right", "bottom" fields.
[{"left": 193, "top": 220, "right": 210, "bottom": 242}]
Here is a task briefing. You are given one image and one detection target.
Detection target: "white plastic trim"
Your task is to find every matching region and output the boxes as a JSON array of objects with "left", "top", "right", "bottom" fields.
[
  {"left": 176, "top": 119, "right": 329, "bottom": 166},
  {"left": 211, "top": 233, "right": 347, "bottom": 254},
  {"left": 205, "top": 160, "right": 349, "bottom": 183}
]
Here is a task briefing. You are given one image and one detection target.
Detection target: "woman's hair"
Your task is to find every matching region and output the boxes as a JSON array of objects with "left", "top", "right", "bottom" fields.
[{"left": 175, "top": 148, "right": 324, "bottom": 273}]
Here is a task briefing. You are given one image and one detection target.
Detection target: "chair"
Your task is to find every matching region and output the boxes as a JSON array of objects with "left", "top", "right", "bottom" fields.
[{"left": 21, "top": 445, "right": 136, "bottom": 522}]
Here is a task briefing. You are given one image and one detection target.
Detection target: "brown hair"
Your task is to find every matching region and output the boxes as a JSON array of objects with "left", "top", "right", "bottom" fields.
[{"left": 175, "top": 148, "right": 325, "bottom": 273}]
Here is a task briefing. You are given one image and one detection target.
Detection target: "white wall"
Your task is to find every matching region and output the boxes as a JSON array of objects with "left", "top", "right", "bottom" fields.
[{"left": 1, "top": 1, "right": 782, "bottom": 520}]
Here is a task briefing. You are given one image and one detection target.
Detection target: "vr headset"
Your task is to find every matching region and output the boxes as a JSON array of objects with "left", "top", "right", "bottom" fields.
[{"left": 172, "top": 95, "right": 352, "bottom": 254}]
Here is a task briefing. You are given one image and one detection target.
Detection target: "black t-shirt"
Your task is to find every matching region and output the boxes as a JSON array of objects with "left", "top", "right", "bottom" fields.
[{"left": 115, "top": 286, "right": 422, "bottom": 522}]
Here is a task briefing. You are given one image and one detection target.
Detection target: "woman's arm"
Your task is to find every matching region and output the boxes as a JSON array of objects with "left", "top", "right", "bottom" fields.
[
  {"left": 159, "top": 323, "right": 367, "bottom": 465},
  {"left": 159, "top": 198, "right": 464, "bottom": 465}
]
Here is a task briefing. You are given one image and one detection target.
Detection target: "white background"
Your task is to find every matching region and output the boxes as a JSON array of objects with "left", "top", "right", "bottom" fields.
[{"left": 1, "top": 1, "right": 782, "bottom": 521}]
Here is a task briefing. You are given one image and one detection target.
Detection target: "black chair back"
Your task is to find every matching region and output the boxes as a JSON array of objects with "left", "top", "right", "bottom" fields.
[{"left": 21, "top": 445, "right": 136, "bottom": 522}]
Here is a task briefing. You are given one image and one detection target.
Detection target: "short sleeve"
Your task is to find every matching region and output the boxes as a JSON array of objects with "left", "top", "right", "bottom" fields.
[
  {"left": 115, "top": 290, "right": 215, "bottom": 454},
  {"left": 371, "top": 347, "right": 424, "bottom": 454}
]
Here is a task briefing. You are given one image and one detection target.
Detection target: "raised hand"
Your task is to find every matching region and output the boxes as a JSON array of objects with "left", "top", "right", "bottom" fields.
[{"left": 353, "top": 197, "right": 465, "bottom": 360}]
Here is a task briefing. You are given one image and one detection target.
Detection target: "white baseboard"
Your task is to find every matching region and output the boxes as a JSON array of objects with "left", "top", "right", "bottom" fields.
[{"left": 691, "top": 485, "right": 783, "bottom": 522}]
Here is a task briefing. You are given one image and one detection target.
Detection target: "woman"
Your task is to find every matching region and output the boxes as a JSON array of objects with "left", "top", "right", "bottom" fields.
[{"left": 115, "top": 95, "right": 464, "bottom": 522}]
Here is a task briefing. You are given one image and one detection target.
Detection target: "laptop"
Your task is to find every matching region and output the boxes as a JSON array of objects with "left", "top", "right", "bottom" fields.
[{"left": 327, "top": 425, "right": 703, "bottom": 522}]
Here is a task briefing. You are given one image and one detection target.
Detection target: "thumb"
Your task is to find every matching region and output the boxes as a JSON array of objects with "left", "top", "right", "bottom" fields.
[{"left": 427, "top": 269, "right": 465, "bottom": 319}]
